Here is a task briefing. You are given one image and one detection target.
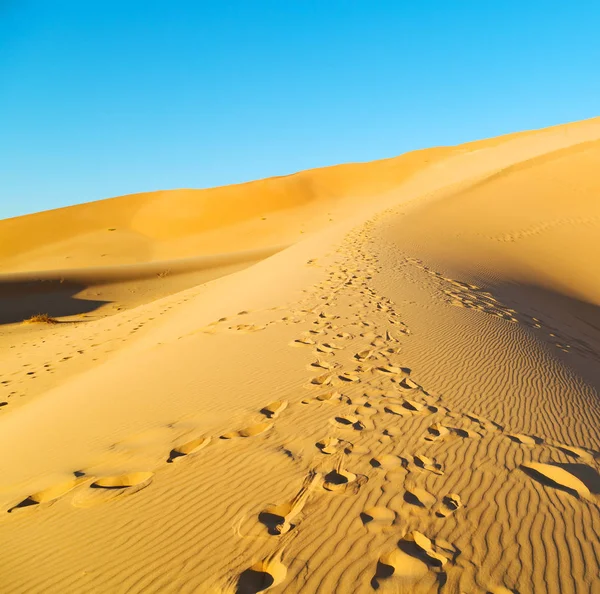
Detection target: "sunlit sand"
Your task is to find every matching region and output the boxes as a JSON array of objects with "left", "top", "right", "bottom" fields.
[{"left": 1, "top": 117, "right": 599, "bottom": 593}]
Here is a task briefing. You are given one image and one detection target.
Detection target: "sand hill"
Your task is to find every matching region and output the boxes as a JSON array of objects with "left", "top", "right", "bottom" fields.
[{"left": 0, "top": 117, "right": 599, "bottom": 593}]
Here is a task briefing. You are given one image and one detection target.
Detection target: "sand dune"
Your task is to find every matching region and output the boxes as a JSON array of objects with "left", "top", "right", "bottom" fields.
[
  {"left": 0, "top": 117, "right": 599, "bottom": 593},
  {"left": 0, "top": 146, "right": 457, "bottom": 273}
]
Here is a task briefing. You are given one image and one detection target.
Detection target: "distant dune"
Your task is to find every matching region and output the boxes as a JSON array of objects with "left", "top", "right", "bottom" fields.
[
  {"left": 1, "top": 117, "right": 599, "bottom": 594},
  {"left": 0, "top": 146, "right": 457, "bottom": 273}
]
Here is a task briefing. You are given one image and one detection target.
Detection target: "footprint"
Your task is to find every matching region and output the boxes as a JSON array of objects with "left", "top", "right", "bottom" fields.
[
  {"left": 322, "top": 469, "right": 356, "bottom": 492},
  {"left": 520, "top": 462, "right": 598, "bottom": 500},
  {"left": 310, "top": 359, "right": 336, "bottom": 370},
  {"left": 400, "top": 378, "right": 421, "bottom": 390},
  {"left": 260, "top": 401, "right": 288, "bottom": 419},
  {"left": 376, "top": 365, "right": 410, "bottom": 377},
  {"left": 221, "top": 422, "right": 273, "bottom": 439},
  {"left": 72, "top": 472, "right": 154, "bottom": 508},
  {"left": 311, "top": 373, "right": 333, "bottom": 386},
  {"left": 168, "top": 436, "right": 211, "bottom": 462},
  {"left": 449, "top": 427, "right": 481, "bottom": 439},
  {"left": 371, "top": 454, "right": 403, "bottom": 470},
  {"left": 93, "top": 472, "right": 154, "bottom": 489},
  {"left": 291, "top": 337, "right": 315, "bottom": 347},
  {"left": 331, "top": 415, "right": 365, "bottom": 431},
  {"left": 360, "top": 506, "right": 396, "bottom": 532},
  {"left": 424, "top": 423, "right": 450, "bottom": 441},
  {"left": 404, "top": 487, "right": 436, "bottom": 509},
  {"left": 322, "top": 462, "right": 367, "bottom": 494},
  {"left": 259, "top": 472, "right": 319, "bottom": 535},
  {"left": 355, "top": 404, "right": 377, "bottom": 416},
  {"left": 346, "top": 443, "right": 370, "bottom": 456},
  {"left": 427, "top": 424, "right": 480, "bottom": 440},
  {"left": 316, "top": 437, "right": 351, "bottom": 455},
  {"left": 335, "top": 331, "right": 353, "bottom": 339},
  {"left": 348, "top": 392, "right": 373, "bottom": 406},
  {"left": 388, "top": 320, "right": 410, "bottom": 334},
  {"left": 304, "top": 390, "right": 344, "bottom": 405},
  {"left": 403, "top": 399, "right": 426, "bottom": 412},
  {"left": 306, "top": 328, "right": 326, "bottom": 336},
  {"left": 316, "top": 342, "right": 341, "bottom": 353},
  {"left": 355, "top": 349, "right": 375, "bottom": 361},
  {"left": 236, "top": 551, "right": 287, "bottom": 593},
  {"left": 435, "top": 493, "right": 463, "bottom": 517},
  {"left": 233, "top": 324, "right": 265, "bottom": 333},
  {"left": 405, "top": 531, "right": 451, "bottom": 567},
  {"left": 414, "top": 454, "right": 444, "bottom": 475},
  {"left": 386, "top": 329, "right": 407, "bottom": 341},
  {"left": 382, "top": 428, "right": 400, "bottom": 438},
  {"left": 553, "top": 443, "right": 595, "bottom": 462},
  {"left": 8, "top": 476, "right": 89, "bottom": 512},
  {"left": 338, "top": 372, "right": 360, "bottom": 383},
  {"left": 353, "top": 362, "right": 374, "bottom": 374},
  {"left": 372, "top": 547, "right": 430, "bottom": 589},
  {"left": 372, "top": 531, "right": 454, "bottom": 591},
  {"left": 508, "top": 433, "right": 542, "bottom": 446},
  {"left": 383, "top": 403, "right": 412, "bottom": 416},
  {"left": 464, "top": 413, "right": 503, "bottom": 432}
]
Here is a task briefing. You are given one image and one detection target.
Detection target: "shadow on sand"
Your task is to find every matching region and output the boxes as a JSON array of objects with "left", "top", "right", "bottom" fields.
[{"left": 0, "top": 277, "right": 109, "bottom": 325}]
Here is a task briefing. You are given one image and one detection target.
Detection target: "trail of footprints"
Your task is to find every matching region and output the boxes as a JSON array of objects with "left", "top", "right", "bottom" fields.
[
  {"left": 215, "top": 223, "right": 599, "bottom": 591},
  {"left": 6, "top": 396, "right": 287, "bottom": 514},
  {"left": 5, "top": 220, "right": 600, "bottom": 593},
  {"left": 405, "top": 256, "right": 600, "bottom": 361}
]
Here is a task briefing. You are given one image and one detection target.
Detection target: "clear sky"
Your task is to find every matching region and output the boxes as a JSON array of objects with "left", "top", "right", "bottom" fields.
[{"left": 2, "top": 1, "right": 599, "bottom": 220}]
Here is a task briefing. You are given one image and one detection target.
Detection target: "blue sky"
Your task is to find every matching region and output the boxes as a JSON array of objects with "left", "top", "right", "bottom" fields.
[{"left": 1, "top": 1, "right": 599, "bottom": 219}]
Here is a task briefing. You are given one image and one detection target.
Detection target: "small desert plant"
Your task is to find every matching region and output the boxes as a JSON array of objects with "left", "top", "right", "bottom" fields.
[
  {"left": 23, "top": 313, "right": 59, "bottom": 325},
  {"left": 156, "top": 269, "right": 171, "bottom": 278}
]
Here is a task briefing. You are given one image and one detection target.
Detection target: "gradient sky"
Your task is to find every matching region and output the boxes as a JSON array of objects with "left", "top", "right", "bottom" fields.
[{"left": 2, "top": 1, "right": 599, "bottom": 220}]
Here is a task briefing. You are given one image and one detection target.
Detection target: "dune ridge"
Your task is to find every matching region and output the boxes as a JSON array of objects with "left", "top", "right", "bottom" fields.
[{"left": 0, "top": 117, "right": 599, "bottom": 593}]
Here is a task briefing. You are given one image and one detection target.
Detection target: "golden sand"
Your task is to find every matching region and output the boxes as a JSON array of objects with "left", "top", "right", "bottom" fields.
[{"left": 0, "top": 117, "right": 599, "bottom": 593}]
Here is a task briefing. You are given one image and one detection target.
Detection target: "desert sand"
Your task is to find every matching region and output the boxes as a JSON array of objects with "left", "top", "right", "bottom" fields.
[{"left": 0, "top": 117, "right": 599, "bottom": 593}]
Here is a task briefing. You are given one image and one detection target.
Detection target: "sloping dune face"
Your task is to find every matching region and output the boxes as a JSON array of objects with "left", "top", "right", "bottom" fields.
[
  {"left": 0, "top": 118, "right": 600, "bottom": 594},
  {"left": 394, "top": 139, "right": 600, "bottom": 303},
  {"left": 0, "top": 147, "right": 453, "bottom": 273},
  {"left": 0, "top": 146, "right": 453, "bottom": 325}
]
